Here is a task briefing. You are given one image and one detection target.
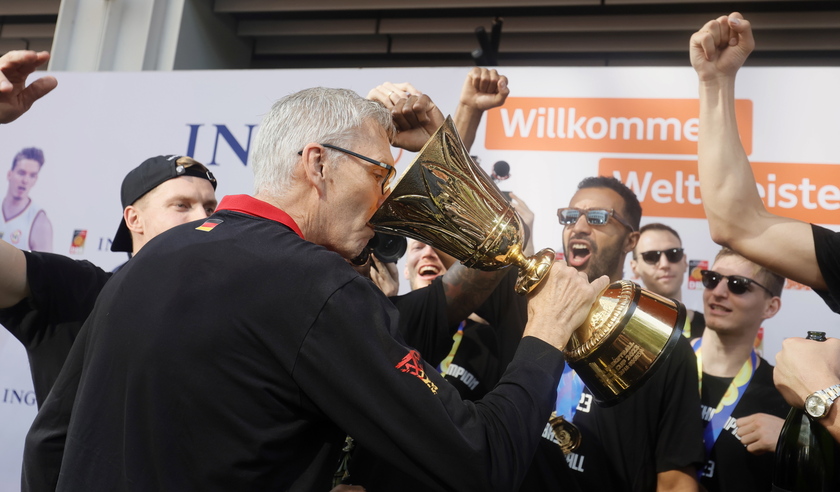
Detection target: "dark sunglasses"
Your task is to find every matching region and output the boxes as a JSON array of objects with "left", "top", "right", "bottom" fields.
[
  {"left": 700, "top": 270, "right": 774, "bottom": 296},
  {"left": 298, "top": 143, "right": 395, "bottom": 195},
  {"left": 557, "top": 208, "right": 636, "bottom": 231},
  {"left": 639, "top": 248, "right": 684, "bottom": 265}
]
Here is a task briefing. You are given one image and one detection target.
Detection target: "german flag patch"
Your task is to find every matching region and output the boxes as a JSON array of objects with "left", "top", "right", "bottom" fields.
[{"left": 196, "top": 218, "right": 223, "bottom": 232}]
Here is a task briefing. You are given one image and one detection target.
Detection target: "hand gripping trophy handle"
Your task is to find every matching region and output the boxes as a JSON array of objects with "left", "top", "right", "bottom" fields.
[{"left": 370, "top": 116, "right": 685, "bottom": 406}]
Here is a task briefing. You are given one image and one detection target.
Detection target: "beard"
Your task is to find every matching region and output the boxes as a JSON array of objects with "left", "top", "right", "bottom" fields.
[
  {"left": 565, "top": 234, "right": 627, "bottom": 283},
  {"left": 584, "top": 249, "right": 624, "bottom": 282}
]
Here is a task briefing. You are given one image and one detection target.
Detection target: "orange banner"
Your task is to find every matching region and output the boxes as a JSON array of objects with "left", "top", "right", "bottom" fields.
[
  {"left": 485, "top": 97, "right": 752, "bottom": 155},
  {"left": 600, "top": 159, "right": 840, "bottom": 224}
]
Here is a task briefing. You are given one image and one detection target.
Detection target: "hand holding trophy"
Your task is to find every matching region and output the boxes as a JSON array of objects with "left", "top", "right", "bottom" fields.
[{"left": 371, "top": 117, "right": 685, "bottom": 406}]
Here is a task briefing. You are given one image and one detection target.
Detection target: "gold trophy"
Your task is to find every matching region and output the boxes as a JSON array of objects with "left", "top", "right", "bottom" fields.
[
  {"left": 371, "top": 116, "right": 555, "bottom": 295},
  {"left": 370, "top": 116, "right": 684, "bottom": 406}
]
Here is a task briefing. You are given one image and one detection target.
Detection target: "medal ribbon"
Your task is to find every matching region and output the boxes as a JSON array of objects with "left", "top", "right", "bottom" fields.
[
  {"left": 683, "top": 315, "right": 693, "bottom": 339},
  {"left": 691, "top": 338, "right": 757, "bottom": 460}
]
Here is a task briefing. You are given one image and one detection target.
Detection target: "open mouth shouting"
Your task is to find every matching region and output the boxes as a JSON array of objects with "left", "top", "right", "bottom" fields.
[{"left": 567, "top": 239, "right": 594, "bottom": 268}]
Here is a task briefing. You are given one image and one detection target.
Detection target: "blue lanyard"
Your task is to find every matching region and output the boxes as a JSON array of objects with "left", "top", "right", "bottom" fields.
[
  {"left": 691, "top": 338, "right": 758, "bottom": 460},
  {"left": 555, "top": 364, "right": 585, "bottom": 421}
]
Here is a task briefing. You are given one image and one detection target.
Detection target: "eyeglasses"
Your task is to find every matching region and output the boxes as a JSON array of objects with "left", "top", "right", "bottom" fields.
[
  {"left": 298, "top": 143, "right": 395, "bottom": 195},
  {"left": 639, "top": 248, "right": 684, "bottom": 265},
  {"left": 700, "top": 270, "right": 774, "bottom": 296},
  {"left": 557, "top": 208, "right": 636, "bottom": 231}
]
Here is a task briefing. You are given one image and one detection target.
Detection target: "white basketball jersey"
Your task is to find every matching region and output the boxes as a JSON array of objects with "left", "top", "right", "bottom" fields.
[{"left": 0, "top": 200, "right": 43, "bottom": 250}]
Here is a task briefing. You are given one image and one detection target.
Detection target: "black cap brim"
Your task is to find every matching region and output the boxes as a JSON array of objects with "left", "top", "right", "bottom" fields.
[{"left": 111, "top": 218, "right": 133, "bottom": 252}]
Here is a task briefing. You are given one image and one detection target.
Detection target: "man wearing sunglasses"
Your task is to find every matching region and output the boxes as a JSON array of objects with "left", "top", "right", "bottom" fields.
[
  {"left": 694, "top": 248, "right": 789, "bottom": 492},
  {"left": 691, "top": 12, "right": 840, "bottom": 445},
  {"left": 631, "top": 223, "right": 705, "bottom": 339},
  {"left": 520, "top": 176, "right": 704, "bottom": 491}
]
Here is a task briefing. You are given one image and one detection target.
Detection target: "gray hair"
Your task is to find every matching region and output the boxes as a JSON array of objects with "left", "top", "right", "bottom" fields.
[{"left": 251, "top": 87, "right": 395, "bottom": 196}]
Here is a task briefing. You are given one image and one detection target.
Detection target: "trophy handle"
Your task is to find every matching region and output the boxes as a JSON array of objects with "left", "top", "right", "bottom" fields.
[{"left": 509, "top": 246, "right": 556, "bottom": 295}]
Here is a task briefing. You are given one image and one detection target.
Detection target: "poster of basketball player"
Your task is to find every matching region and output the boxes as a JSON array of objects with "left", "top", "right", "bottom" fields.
[{"left": 1, "top": 147, "right": 52, "bottom": 252}]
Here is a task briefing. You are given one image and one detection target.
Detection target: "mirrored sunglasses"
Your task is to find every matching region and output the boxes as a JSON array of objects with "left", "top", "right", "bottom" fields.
[{"left": 556, "top": 208, "right": 636, "bottom": 231}]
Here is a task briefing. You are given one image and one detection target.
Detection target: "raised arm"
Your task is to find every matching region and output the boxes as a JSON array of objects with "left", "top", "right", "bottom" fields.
[
  {"left": 366, "top": 82, "right": 444, "bottom": 152},
  {"left": 691, "top": 13, "right": 825, "bottom": 289},
  {"left": 0, "top": 50, "right": 57, "bottom": 124},
  {"left": 453, "top": 67, "right": 509, "bottom": 150}
]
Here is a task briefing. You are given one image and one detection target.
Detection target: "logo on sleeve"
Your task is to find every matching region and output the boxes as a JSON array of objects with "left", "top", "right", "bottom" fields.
[
  {"left": 196, "top": 218, "right": 223, "bottom": 232},
  {"left": 396, "top": 350, "right": 438, "bottom": 394}
]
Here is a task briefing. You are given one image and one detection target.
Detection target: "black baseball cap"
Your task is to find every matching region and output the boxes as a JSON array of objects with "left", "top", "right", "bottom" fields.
[{"left": 111, "top": 155, "right": 217, "bottom": 252}]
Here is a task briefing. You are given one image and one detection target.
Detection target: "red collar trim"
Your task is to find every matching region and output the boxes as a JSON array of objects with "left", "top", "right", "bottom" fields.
[{"left": 216, "top": 195, "right": 304, "bottom": 239}]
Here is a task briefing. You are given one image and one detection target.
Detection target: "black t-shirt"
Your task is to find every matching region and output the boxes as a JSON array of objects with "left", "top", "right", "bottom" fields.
[
  {"left": 699, "top": 358, "right": 790, "bottom": 492},
  {"left": 487, "top": 272, "right": 705, "bottom": 492},
  {"left": 520, "top": 335, "right": 705, "bottom": 492},
  {"left": 441, "top": 318, "right": 500, "bottom": 399},
  {"left": 812, "top": 224, "right": 840, "bottom": 313},
  {"left": 25, "top": 196, "right": 566, "bottom": 492},
  {"left": 0, "top": 251, "right": 111, "bottom": 406},
  {"left": 390, "top": 276, "right": 455, "bottom": 366},
  {"left": 441, "top": 268, "right": 522, "bottom": 401}
]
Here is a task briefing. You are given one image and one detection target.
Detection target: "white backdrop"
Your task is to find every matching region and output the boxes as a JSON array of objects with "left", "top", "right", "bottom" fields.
[{"left": 0, "top": 66, "right": 838, "bottom": 490}]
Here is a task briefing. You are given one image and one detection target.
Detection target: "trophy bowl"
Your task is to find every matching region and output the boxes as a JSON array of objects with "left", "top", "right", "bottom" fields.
[{"left": 370, "top": 116, "right": 553, "bottom": 295}]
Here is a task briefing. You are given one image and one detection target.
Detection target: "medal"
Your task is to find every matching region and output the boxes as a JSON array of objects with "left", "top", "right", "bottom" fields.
[{"left": 549, "top": 411, "right": 582, "bottom": 454}]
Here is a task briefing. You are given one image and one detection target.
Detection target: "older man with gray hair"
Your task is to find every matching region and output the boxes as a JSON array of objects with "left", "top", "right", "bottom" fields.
[{"left": 25, "top": 87, "right": 607, "bottom": 492}]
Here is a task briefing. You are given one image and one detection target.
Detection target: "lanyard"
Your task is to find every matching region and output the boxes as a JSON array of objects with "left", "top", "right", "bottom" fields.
[
  {"left": 555, "top": 364, "right": 585, "bottom": 421},
  {"left": 683, "top": 315, "right": 693, "bottom": 338},
  {"left": 438, "top": 320, "right": 465, "bottom": 375},
  {"left": 691, "top": 338, "right": 757, "bottom": 459}
]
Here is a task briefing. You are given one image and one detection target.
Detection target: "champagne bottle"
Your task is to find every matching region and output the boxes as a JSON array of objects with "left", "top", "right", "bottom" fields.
[{"left": 771, "top": 331, "right": 840, "bottom": 492}]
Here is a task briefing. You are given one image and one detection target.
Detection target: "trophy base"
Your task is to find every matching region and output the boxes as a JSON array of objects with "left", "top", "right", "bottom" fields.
[
  {"left": 564, "top": 281, "right": 686, "bottom": 407},
  {"left": 572, "top": 316, "right": 684, "bottom": 407},
  {"left": 514, "top": 248, "right": 556, "bottom": 295}
]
